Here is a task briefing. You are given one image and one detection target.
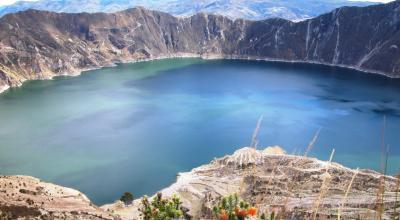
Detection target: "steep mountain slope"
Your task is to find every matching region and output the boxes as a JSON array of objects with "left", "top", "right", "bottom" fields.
[
  {"left": 0, "top": 1, "right": 399, "bottom": 93},
  {"left": 0, "top": 0, "right": 381, "bottom": 21}
]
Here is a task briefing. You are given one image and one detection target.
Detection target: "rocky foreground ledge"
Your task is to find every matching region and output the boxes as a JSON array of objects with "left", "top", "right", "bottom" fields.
[
  {"left": 0, "top": 175, "right": 115, "bottom": 219},
  {"left": 1, "top": 147, "right": 399, "bottom": 219},
  {"left": 103, "top": 147, "right": 399, "bottom": 219}
]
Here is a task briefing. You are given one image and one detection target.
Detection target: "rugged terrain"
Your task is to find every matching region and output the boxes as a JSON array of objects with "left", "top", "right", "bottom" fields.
[
  {"left": 103, "top": 147, "right": 400, "bottom": 219},
  {"left": 0, "top": 175, "right": 115, "bottom": 219},
  {"left": 0, "top": 1, "right": 400, "bottom": 93},
  {"left": 2, "top": 147, "right": 398, "bottom": 219}
]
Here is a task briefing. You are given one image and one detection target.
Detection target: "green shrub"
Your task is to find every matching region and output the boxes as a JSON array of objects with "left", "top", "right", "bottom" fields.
[
  {"left": 139, "top": 192, "right": 186, "bottom": 220},
  {"left": 260, "top": 212, "right": 275, "bottom": 220},
  {"left": 120, "top": 192, "right": 134, "bottom": 205},
  {"left": 212, "top": 194, "right": 258, "bottom": 220}
]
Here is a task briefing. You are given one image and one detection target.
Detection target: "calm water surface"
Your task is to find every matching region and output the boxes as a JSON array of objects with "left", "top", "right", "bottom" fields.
[{"left": 0, "top": 58, "right": 399, "bottom": 204}]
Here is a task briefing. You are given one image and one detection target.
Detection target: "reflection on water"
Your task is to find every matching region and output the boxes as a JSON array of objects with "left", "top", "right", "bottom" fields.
[{"left": 0, "top": 58, "right": 399, "bottom": 204}]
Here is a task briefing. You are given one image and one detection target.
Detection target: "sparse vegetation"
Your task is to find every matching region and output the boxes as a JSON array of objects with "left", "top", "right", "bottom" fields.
[
  {"left": 303, "top": 128, "right": 321, "bottom": 157},
  {"left": 139, "top": 192, "right": 186, "bottom": 220},
  {"left": 260, "top": 212, "right": 275, "bottom": 220},
  {"left": 213, "top": 194, "right": 265, "bottom": 220},
  {"left": 250, "top": 115, "right": 264, "bottom": 149},
  {"left": 395, "top": 174, "right": 400, "bottom": 220},
  {"left": 337, "top": 168, "right": 359, "bottom": 220},
  {"left": 120, "top": 192, "right": 134, "bottom": 205},
  {"left": 376, "top": 115, "right": 388, "bottom": 220},
  {"left": 312, "top": 148, "right": 335, "bottom": 220}
]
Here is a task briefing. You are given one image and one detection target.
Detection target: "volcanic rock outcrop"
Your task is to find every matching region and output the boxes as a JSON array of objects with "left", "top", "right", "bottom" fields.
[{"left": 0, "top": 1, "right": 400, "bottom": 93}]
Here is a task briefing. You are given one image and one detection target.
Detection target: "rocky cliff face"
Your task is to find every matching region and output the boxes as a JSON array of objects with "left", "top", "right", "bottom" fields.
[
  {"left": 0, "top": 1, "right": 400, "bottom": 93},
  {"left": 104, "top": 147, "right": 399, "bottom": 220}
]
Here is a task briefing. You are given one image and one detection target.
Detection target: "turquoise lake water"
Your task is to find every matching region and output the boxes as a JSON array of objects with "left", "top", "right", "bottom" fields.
[{"left": 0, "top": 58, "right": 399, "bottom": 204}]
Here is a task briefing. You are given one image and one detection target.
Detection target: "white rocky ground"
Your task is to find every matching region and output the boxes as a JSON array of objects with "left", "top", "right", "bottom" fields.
[
  {"left": 0, "top": 175, "right": 115, "bottom": 219},
  {"left": 103, "top": 146, "right": 399, "bottom": 220}
]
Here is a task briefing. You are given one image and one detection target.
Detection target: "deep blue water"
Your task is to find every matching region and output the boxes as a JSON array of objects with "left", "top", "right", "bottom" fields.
[{"left": 0, "top": 58, "right": 399, "bottom": 205}]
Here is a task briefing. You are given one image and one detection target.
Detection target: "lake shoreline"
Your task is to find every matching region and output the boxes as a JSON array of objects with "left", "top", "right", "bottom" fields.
[{"left": 1, "top": 53, "right": 399, "bottom": 95}]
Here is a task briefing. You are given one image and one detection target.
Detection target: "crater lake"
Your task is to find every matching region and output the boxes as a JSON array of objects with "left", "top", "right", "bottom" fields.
[{"left": 0, "top": 58, "right": 399, "bottom": 204}]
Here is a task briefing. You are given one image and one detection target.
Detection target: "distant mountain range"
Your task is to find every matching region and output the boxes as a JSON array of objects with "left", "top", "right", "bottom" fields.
[{"left": 0, "top": 0, "right": 383, "bottom": 21}]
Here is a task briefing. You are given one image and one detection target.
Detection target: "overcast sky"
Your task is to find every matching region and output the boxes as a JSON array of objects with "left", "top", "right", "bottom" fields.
[{"left": 0, "top": 0, "right": 395, "bottom": 7}]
